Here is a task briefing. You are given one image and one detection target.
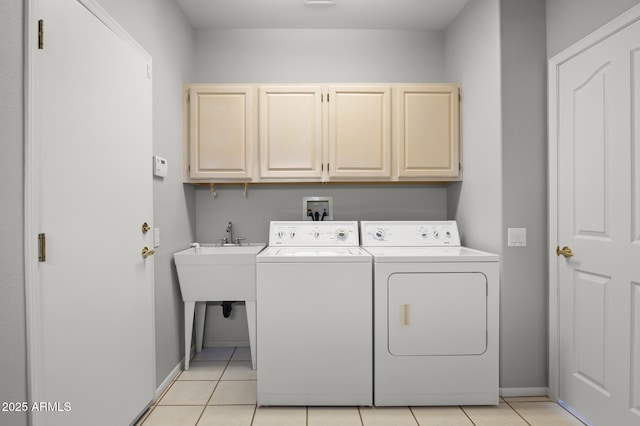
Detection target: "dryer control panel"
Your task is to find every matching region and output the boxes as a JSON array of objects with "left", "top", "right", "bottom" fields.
[
  {"left": 268, "top": 221, "right": 360, "bottom": 246},
  {"left": 360, "top": 221, "right": 461, "bottom": 247}
]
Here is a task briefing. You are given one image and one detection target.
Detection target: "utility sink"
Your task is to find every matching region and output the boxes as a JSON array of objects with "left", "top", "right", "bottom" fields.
[
  {"left": 173, "top": 243, "right": 266, "bottom": 371},
  {"left": 174, "top": 244, "right": 266, "bottom": 300}
]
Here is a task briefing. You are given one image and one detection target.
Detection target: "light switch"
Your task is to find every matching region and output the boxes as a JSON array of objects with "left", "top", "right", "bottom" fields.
[
  {"left": 154, "top": 228, "right": 160, "bottom": 248},
  {"left": 508, "top": 228, "right": 526, "bottom": 247}
]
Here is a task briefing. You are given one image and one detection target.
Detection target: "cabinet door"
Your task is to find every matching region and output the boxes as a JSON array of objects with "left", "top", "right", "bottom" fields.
[
  {"left": 189, "top": 86, "right": 253, "bottom": 180},
  {"left": 328, "top": 86, "right": 391, "bottom": 179},
  {"left": 259, "top": 86, "right": 323, "bottom": 179},
  {"left": 397, "top": 85, "right": 460, "bottom": 179}
]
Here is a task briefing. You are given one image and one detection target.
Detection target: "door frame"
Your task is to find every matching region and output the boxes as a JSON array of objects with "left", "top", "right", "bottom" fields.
[
  {"left": 547, "top": 3, "right": 640, "bottom": 402},
  {"left": 23, "top": 1, "right": 154, "bottom": 423}
]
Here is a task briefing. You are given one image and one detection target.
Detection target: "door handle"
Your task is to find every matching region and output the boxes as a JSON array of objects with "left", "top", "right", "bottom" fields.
[
  {"left": 142, "top": 246, "right": 155, "bottom": 258},
  {"left": 556, "top": 246, "right": 574, "bottom": 258}
]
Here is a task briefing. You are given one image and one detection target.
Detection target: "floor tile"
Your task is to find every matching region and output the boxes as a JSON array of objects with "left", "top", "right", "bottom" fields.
[
  {"left": 411, "top": 406, "right": 474, "bottom": 425},
  {"left": 509, "top": 401, "right": 586, "bottom": 425},
  {"left": 231, "top": 346, "right": 252, "bottom": 361},
  {"left": 252, "top": 406, "right": 307, "bottom": 426},
  {"left": 462, "top": 402, "right": 528, "bottom": 425},
  {"left": 178, "top": 361, "right": 228, "bottom": 381},
  {"left": 140, "top": 405, "right": 204, "bottom": 426},
  {"left": 308, "top": 406, "right": 362, "bottom": 426},
  {"left": 222, "top": 361, "right": 257, "bottom": 380},
  {"left": 193, "top": 347, "right": 235, "bottom": 361},
  {"left": 197, "top": 405, "right": 256, "bottom": 426},
  {"left": 359, "top": 407, "right": 418, "bottom": 426},
  {"left": 209, "top": 380, "right": 257, "bottom": 405},
  {"left": 158, "top": 381, "right": 217, "bottom": 405}
]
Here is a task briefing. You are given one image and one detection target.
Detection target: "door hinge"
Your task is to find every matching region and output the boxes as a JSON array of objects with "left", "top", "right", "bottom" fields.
[
  {"left": 38, "top": 19, "right": 44, "bottom": 50},
  {"left": 38, "top": 233, "right": 46, "bottom": 262}
]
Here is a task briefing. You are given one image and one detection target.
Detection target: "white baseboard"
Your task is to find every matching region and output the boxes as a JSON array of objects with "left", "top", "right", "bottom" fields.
[
  {"left": 204, "top": 339, "right": 249, "bottom": 347},
  {"left": 499, "top": 387, "right": 550, "bottom": 398},
  {"left": 154, "top": 360, "right": 184, "bottom": 401}
]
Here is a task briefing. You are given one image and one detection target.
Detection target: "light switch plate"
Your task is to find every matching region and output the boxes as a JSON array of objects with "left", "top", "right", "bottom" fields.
[{"left": 508, "top": 228, "right": 526, "bottom": 247}]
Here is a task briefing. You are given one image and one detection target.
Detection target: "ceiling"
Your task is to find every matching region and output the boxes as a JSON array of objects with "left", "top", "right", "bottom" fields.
[{"left": 176, "top": 0, "right": 469, "bottom": 31}]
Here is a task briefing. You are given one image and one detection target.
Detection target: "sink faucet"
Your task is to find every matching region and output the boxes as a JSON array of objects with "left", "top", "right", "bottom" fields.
[{"left": 226, "top": 221, "right": 233, "bottom": 244}]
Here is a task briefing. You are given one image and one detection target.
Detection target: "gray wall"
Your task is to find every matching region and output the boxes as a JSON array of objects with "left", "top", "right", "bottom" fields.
[
  {"left": 95, "top": 0, "right": 197, "bottom": 388},
  {"left": 500, "top": 0, "right": 548, "bottom": 389},
  {"left": 195, "top": 29, "right": 445, "bottom": 83},
  {"left": 0, "top": 1, "right": 27, "bottom": 425},
  {"left": 546, "top": 0, "right": 640, "bottom": 58}
]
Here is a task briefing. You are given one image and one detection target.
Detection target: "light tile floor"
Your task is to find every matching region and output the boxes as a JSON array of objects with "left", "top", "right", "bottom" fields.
[{"left": 136, "top": 347, "right": 586, "bottom": 426}]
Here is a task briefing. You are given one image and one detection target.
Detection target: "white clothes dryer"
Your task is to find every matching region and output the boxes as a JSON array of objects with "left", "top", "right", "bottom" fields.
[
  {"left": 256, "top": 221, "right": 372, "bottom": 406},
  {"left": 360, "top": 221, "right": 499, "bottom": 406}
]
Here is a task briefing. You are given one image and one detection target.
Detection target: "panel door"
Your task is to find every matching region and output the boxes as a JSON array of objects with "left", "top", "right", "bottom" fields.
[
  {"left": 189, "top": 85, "right": 254, "bottom": 179},
  {"left": 327, "top": 86, "right": 391, "bottom": 179},
  {"left": 388, "top": 272, "right": 487, "bottom": 356},
  {"left": 31, "top": 0, "right": 155, "bottom": 424},
  {"left": 556, "top": 18, "right": 640, "bottom": 426},
  {"left": 396, "top": 85, "right": 460, "bottom": 179},
  {"left": 259, "top": 86, "right": 323, "bottom": 179}
]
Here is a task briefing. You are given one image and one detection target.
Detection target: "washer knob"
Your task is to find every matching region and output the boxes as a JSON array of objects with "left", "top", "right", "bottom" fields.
[
  {"left": 313, "top": 230, "right": 320, "bottom": 238},
  {"left": 289, "top": 230, "right": 296, "bottom": 238},
  {"left": 335, "top": 229, "right": 348, "bottom": 240},
  {"left": 373, "top": 229, "right": 385, "bottom": 241},
  {"left": 433, "top": 230, "right": 440, "bottom": 238},
  {"left": 276, "top": 230, "right": 285, "bottom": 239}
]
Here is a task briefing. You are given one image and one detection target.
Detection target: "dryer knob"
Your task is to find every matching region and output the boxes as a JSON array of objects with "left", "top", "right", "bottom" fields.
[
  {"left": 373, "top": 229, "right": 385, "bottom": 241},
  {"left": 335, "top": 229, "right": 347, "bottom": 240},
  {"left": 289, "top": 230, "right": 296, "bottom": 238},
  {"left": 276, "top": 230, "right": 285, "bottom": 239},
  {"left": 433, "top": 230, "right": 440, "bottom": 238}
]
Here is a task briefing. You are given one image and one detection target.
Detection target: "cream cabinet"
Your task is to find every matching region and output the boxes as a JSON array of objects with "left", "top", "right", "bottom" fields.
[
  {"left": 184, "top": 83, "right": 460, "bottom": 183},
  {"left": 328, "top": 86, "right": 391, "bottom": 179},
  {"left": 395, "top": 84, "right": 460, "bottom": 180},
  {"left": 258, "top": 86, "right": 323, "bottom": 179},
  {"left": 258, "top": 85, "right": 391, "bottom": 181},
  {"left": 186, "top": 85, "right": 254, "bottom": 180}
]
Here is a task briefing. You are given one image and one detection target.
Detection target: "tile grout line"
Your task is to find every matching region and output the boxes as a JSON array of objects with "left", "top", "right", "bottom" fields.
[
  {"left": 459, "top": 405, "right": 478, "bottom": 426},
  {"left": 502, "top": 400, "right": 533, "bottom": 426}
]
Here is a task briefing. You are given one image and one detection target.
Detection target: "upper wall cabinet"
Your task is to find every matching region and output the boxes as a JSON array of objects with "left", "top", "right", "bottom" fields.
[
  {"left": 259, "top": 86, "right": 323, "bottom": 179},
  {"left": 328, "top": 86, "right": 391, "bottom": 179},
  {"left": 187, "top": 85, "right": 254, "bottom": 180},
  {"left": 183, "top": 83, "right": 461, "bottom": 183},
  {"left": 395, "top": 84, "right": 460, "bottom": 180}
]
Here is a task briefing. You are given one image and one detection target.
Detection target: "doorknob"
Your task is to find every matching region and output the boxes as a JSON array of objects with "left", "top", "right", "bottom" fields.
[
  {"left": 556, "top": 246, "right": 574, "bottom": 258},
  {"left": 142, "top": 246, "right": 155, "bottom": 258}
]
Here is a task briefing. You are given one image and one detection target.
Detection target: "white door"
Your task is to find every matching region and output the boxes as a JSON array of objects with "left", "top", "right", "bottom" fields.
[
  {"left": 26, "top": 1, "right": 155, "bottom": 425},
  {"left": 554, "top": 16, "right": 640, "bottom": 426}
]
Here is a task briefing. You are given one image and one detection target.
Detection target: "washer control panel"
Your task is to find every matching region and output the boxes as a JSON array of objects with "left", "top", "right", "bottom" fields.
[
  {"left": 269, "top": 221, "right": 360, "bottom": 246},
  {"left": 360, "top": 221, "right": 461, "bottom": 247}
]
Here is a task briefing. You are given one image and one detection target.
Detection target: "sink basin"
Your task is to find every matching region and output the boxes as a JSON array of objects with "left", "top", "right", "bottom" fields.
[
  {"left": 174, "top": 242, "right": 265, "bottom": 371},
  {"left": 174, "top": 243, "right": 266, "bottom": 300},
  {"left": 175, "top": 244, "right": 267, "bottom": 266}
]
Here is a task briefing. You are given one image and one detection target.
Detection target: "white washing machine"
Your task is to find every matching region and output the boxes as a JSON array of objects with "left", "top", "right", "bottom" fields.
[
  {"left": 256, "top": 221, "right": 372, "bottom": 406},
  {"left": 360, "top": 221, "right": 499, "bottom": 406}
]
